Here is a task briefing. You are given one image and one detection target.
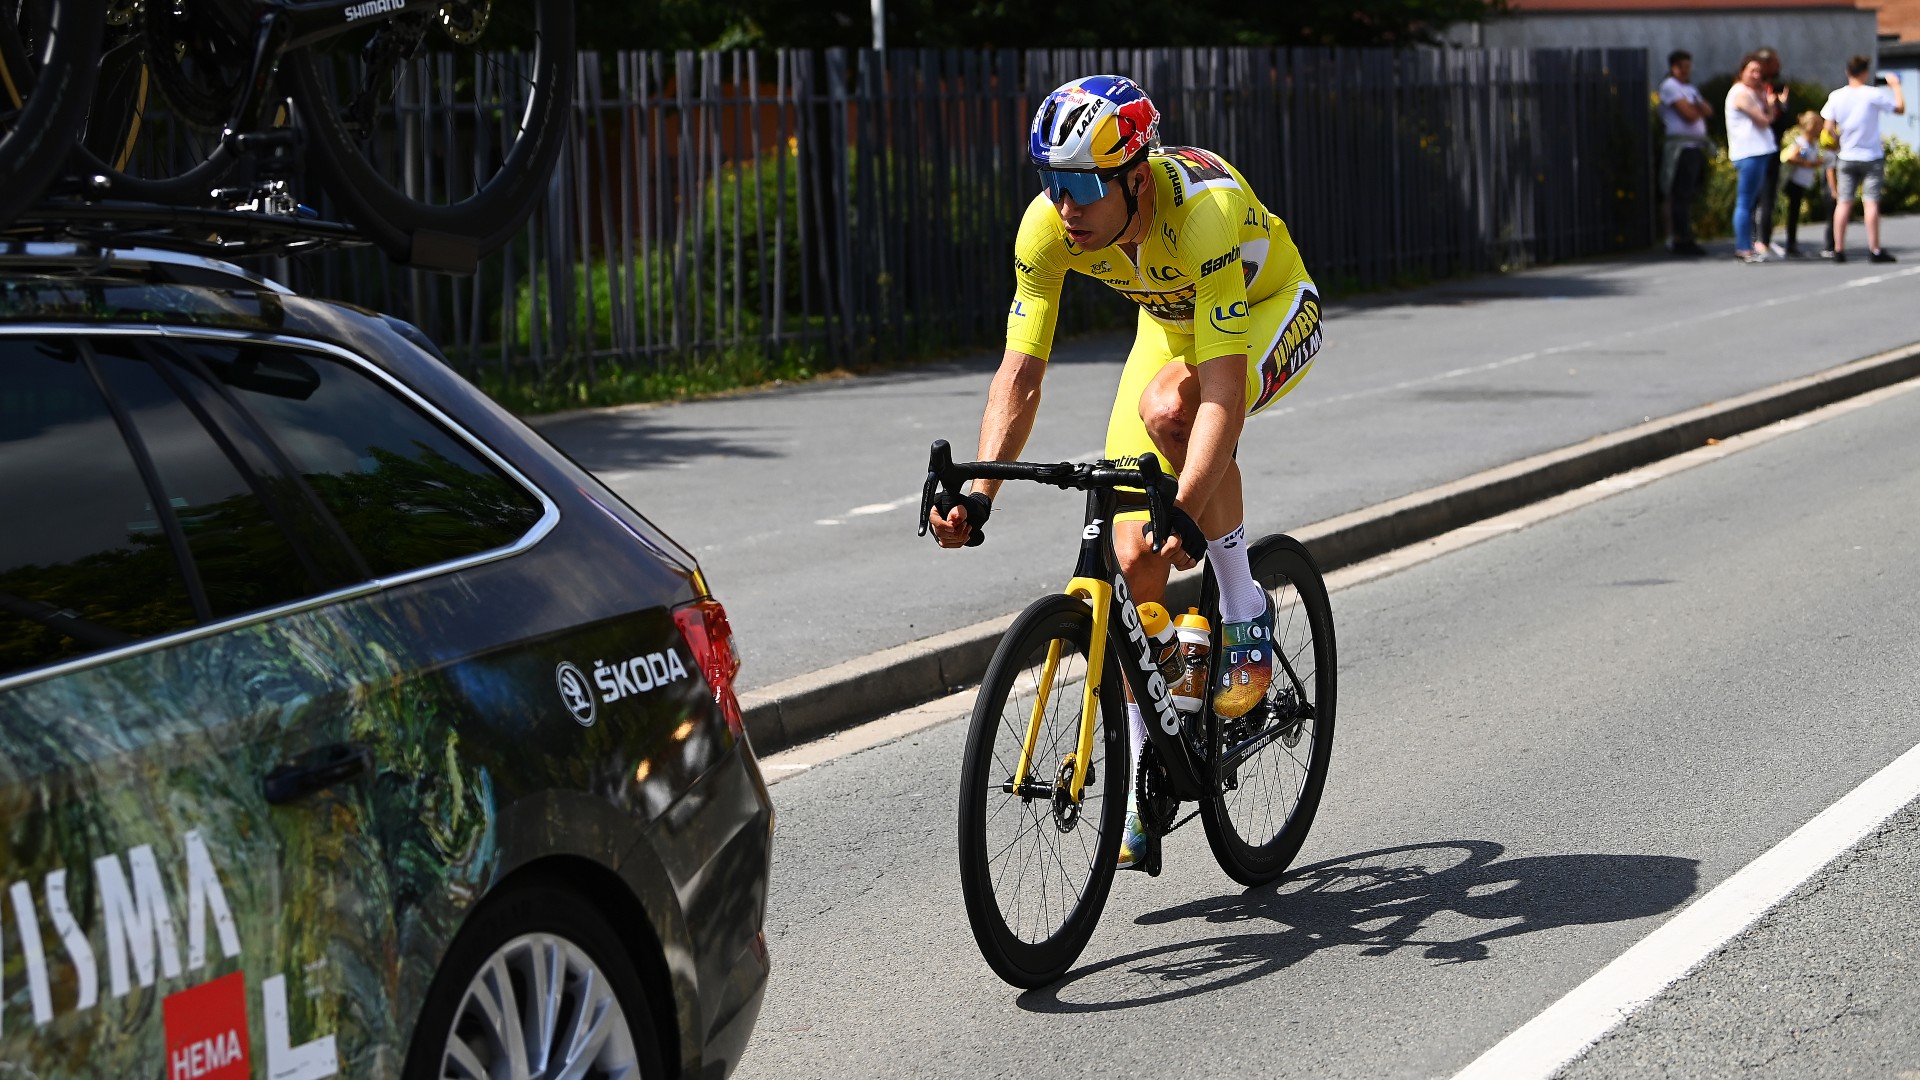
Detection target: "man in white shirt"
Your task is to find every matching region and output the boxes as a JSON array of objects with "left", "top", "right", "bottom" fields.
[
  {"left": 1822, "top": 54, "right": 1906, "bottom": 262},
  {"left": 1658, "top": 50, "right": 1713, "bottom": 256}
]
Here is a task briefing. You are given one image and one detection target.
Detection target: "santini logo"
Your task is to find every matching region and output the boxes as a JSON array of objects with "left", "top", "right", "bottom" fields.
[
  {"left": 345, "top": 0, "right": 405, "bottom": 20},
  {"left": 1200, "top": 246, "right": 1240, "bottom": 277}
]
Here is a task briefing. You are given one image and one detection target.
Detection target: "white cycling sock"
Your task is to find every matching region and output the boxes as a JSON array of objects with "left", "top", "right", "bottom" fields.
[
  {"left": 1126, "top": 701, "right": 1145, "bottom": 805},
  {"left": 1210, "top": 524, "right": 1265, "bottom": 624}
]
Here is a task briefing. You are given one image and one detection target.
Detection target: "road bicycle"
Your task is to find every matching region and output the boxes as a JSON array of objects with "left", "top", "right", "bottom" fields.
[
  {"left": 918, "top": 439, "right": 1338, "bottom": 988},
  {"left": 15, "top": 0, "right": 572, "bottom": 271}
]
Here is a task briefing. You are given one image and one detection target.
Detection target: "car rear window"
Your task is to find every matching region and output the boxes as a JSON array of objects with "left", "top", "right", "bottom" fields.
[
  {"left": 0, "top": 339, "right": 197, "bottom": 675},
  {"left": 88, "top": 340, "right": 329, "bottom": 620},
  {"left": 182, "top": 341, "right": 545, "bottom": 577}
]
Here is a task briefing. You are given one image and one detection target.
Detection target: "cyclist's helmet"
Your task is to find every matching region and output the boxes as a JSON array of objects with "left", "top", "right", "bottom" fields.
[{"left": 1029, "top": 75, "right": 1161, "bottom": 172}]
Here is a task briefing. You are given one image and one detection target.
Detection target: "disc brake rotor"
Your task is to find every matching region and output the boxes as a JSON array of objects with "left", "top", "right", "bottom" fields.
[
  {"left": 1051, "top": 757, "right": 1081, "bottom": 833},
  {"left": 440, "top": 0, "right": 490, "bottom": 44}
]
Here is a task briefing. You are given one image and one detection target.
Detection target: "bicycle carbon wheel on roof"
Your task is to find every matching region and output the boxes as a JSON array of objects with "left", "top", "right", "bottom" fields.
[
  {"left": 0, "top": 0, "right": 99, "bottom": 228},
  {"left": 957, "top": 592, "right": 1127, "bottom": 989},
  {"left": 282, "top": 0, "right": 574, "bottom": 272},
  {"left": 1200, "top": 533, "right": 1337, "bottom": 887}
]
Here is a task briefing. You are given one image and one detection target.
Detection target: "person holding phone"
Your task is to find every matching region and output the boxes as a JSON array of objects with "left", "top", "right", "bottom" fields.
[{"left": 1821, "top": 55, "right": 1906, "bottom": 263}]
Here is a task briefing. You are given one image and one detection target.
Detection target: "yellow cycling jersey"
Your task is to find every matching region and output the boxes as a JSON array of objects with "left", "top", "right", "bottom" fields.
[{"left": 1005, "top": 145, "right": 1311, "bottom": 365}]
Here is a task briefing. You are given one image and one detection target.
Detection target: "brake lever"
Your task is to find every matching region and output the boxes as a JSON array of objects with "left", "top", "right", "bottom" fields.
[
  {"left": 1138, "top": 453, "right": 1168, "bottom": 554},
  {"left": 918, "top": 440, "right": 951, "bottom": 538}
]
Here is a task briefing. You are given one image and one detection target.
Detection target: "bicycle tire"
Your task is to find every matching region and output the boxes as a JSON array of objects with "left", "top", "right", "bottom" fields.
[
  {"left": 0, "top": 0, "right": 101, "bottom": 228},
  {"left": 68, "top": 10, "right": 242, "bottom": 203},
  {"left": 1199, "top": 533, "right": 1337, "bottom": 887},
  {"left": 281, "top": 0, "right": 575, "bottom": 271},
  {"left": 957, "top": 592, "right": 1127, "bottom": 989}
]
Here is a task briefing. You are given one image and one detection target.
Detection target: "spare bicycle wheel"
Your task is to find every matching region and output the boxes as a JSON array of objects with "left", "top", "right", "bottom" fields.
[
  {"left": 72, "top": 3, "right": 253, "bottom": 204},
  {"left": 282, "top": 0, "right": 574, "bottom": 271},
  {"left": 0, "top": 0, "right": 101, "bottom": 227}
]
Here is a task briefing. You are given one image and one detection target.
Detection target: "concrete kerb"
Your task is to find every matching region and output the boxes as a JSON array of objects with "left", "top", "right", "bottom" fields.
[{"left": 738, "top": 340, "right": 1920, "bottom": 754}]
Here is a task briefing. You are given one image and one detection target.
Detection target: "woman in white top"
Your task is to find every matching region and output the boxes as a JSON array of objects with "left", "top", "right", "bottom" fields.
[{"left": 1726, "top": 54, "right": 1784, "bottom": 261}]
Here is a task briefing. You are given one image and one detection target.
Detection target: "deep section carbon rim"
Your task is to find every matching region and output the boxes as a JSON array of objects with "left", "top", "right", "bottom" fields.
[
  {"left": 958, "top": 594, "right": 1124, "bottom": 987},
  {"left": 1202, "top": 536, "right": 1336, "bottom": 885},
  {"left": 983, "top": 627, "right": 1105, "bottom": 944}
]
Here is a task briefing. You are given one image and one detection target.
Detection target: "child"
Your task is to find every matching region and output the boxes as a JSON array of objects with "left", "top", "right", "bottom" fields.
[
  {"left": 1820, "top": 127, "right": 1842, "bottom": 258},
  {"left": 1781, "top": 112, "right": 1824, "bottom": 257}
]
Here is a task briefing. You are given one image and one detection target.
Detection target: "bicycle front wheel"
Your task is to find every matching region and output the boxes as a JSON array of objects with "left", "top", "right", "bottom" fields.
[
  {"left": 957, "top": 592, "right": 1127, "bottom": 989},
  {"left": 1200, "top": 534, "right": 1337, "bottom": 887},
  {"left": 282, "top": 0, "right": 574, "bottom": 271}
]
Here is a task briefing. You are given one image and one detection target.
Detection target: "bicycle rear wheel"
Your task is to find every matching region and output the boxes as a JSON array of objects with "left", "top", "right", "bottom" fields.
[
  {"left": 0, "top": 0, "right": 100, "bottom": 227},
  {"left": 282, "top": 0, "right": 574, "bottom": 271},
  {"left": 1200, "top": 534, "right": 1337, "bottom": 887},
  {"left": 957, "top": 592, "right": 1126, "bottom": 989}
]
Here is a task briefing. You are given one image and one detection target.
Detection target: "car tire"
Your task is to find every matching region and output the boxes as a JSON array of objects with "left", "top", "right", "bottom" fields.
[{"left": 403, "top": 882, "right": 668, "bottom": 1080}]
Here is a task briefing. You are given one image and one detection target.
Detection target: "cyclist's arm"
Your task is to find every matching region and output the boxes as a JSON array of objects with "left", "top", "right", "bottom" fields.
[{"left": 970, "top": 350, "right": 1046, "bottom": 502}]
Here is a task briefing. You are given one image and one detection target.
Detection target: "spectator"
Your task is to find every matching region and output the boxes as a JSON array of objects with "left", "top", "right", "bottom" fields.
[
  {"left": 1779, "top": 111, "right": 1824, "bottom": 257},
  {"left": 1822, "top": 56, "right": 1906, "bottom": 263},
  {"left": 1752, "top": 48, "right": 1793, "bottom": 256},
  {"left": 1658, "top": 50, "right": 1712, "bottom": 257},
  {"left": 1726, "top": 53, "right": 1782, "bottom": 263}
]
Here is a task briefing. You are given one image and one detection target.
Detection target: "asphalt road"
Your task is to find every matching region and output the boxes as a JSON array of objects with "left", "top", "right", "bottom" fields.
[
  {"left": 730, "top": 350, "right": 1920, "bottom": 1077},
  {"left": 540, "top": 218, "right": 1920, "bottom": 692}
]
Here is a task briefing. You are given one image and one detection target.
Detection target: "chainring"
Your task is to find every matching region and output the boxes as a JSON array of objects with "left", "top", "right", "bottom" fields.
[{"left": 1135, "top": 743, "right": 1179, "bottom": 836}]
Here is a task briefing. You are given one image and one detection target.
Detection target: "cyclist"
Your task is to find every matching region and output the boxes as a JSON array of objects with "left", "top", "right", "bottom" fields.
[{"left": 928, "top": 75, "right": 1323, "bottom": 870}]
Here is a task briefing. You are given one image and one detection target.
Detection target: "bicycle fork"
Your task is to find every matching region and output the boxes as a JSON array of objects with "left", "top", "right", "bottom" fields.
[{"left": 1008, "top": 576, "right": 1112, "bottom": 805}]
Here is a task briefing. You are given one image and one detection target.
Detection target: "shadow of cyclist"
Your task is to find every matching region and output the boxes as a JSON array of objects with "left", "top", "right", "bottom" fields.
[{"left": 1017, "top": 839, "right": 1698, "bottom": 1012}]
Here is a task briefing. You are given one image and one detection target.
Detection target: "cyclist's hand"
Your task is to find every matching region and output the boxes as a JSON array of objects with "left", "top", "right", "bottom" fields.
[
  {"left": 1144, "top": 505, "right": 1207, "bottom": 570},
  {"left": 930, "top": 492, "right": 991, "bottom": 548}
]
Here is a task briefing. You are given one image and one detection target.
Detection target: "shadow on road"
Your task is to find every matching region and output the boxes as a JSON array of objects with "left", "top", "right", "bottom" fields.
[{"left": 1016, "top": 839, "right": 1698, "bottom": 1013}]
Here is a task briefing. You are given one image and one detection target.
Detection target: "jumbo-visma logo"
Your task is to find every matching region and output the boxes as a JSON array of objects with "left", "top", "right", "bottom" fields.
[{"left": 1209, "top": 300, "right": 1248, "bottom": 332}]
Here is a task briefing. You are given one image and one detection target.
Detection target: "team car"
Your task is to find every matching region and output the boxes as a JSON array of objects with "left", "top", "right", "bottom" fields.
[{"left": 0, "top": 243, "right": 771, "bottom": 1078}]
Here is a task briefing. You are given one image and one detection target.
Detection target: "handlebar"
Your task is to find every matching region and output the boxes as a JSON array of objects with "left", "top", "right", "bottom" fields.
[{"left": 916, "top": 439, "right": 1182, "bottom": 552}]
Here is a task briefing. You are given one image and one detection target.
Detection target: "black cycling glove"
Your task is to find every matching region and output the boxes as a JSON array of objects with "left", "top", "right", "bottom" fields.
[
  {"left": 934, "top": 491, "right": 993, "bottom": 547},
  {"left": 1144, "top": 505, "right": 1207, "bottom": 558}
]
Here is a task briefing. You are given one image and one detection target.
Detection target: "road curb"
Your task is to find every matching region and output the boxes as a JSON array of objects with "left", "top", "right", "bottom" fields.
[{"left": 739, "top": 341, "right": 1920, "bottom": 754}]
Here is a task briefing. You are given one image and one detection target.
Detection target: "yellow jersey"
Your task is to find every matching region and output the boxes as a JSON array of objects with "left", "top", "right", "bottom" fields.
[{"left": 1005, "top": 146, "right": 1312, "bottom": 365}]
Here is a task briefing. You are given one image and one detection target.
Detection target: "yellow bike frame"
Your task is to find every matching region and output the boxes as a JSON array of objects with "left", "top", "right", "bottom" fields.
[{"left": 1008, "top": 576, "right": 1111, "bottom": 805}]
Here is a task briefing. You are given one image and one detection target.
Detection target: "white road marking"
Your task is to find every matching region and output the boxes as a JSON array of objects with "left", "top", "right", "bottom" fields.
[{"left": 1452, "top": 738, "right": 1920, "bottom": 1080}]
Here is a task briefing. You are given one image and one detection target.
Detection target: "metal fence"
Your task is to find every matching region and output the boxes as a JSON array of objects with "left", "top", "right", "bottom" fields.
[{"left": 275, "top": 45, "right": 1652, "bottom": 383}]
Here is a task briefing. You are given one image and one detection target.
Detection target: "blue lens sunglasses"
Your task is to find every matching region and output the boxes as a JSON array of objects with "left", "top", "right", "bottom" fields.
[{"left": 1039, "top": 166, "right": 1127, "bottom": 204}]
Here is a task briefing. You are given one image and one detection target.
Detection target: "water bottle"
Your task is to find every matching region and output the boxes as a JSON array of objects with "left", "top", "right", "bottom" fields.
[
  {"left": 1171, "top": 608, "right": 1212, "bottom": 715},
  {"left": 1137, "top": 602, "right": 1184, "bottom": 689}
]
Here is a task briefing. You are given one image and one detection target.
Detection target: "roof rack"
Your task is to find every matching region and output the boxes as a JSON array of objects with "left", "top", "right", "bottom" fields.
[
  {"left": 7, "top": 198, "right": 370, "bottom": 262},
  {"left": 0, "top": 240, "right": 296, "bottom": 293}
]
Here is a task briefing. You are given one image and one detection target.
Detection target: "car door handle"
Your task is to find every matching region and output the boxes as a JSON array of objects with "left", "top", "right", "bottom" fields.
[{"left": 263, "top": 743, "right": 371, "bottom": 805}]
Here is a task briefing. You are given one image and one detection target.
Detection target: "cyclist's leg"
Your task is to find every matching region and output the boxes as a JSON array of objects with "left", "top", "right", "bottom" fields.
[{"left": 1212, "top": 280, "right": 1325, "bottom": 717}]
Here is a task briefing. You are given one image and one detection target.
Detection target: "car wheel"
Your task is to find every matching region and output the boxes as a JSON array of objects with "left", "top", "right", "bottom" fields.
[{"left": 405, "top": 883, "right": 668, "bottom": 1080}]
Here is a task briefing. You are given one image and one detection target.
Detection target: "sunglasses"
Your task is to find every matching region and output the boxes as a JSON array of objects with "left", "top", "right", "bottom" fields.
[{"left": 1039, "top": 167, "right": 1128, "bottom": 205}]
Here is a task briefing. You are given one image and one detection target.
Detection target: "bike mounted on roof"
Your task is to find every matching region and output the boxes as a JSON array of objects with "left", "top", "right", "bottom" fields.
[{"left": 0, "top": 0, "right": 573, "bottom": 271}]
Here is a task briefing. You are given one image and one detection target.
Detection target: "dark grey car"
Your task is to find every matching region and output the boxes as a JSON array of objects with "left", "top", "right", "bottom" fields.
[{"left": 0, "top": 243, "right": 771, "bottom": 1078}]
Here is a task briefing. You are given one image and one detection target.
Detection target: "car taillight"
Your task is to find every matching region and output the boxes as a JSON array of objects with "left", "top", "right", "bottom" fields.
[{"left": 673, "top": 598, "right": 744, "bottom": 737}]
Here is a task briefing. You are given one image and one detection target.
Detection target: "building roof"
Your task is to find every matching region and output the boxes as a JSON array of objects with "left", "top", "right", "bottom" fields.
[{"left": 1856, "top": 0, "right": 1920, "bottom": 42}]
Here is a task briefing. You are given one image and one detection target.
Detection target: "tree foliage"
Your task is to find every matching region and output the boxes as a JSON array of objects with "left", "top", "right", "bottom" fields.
[{"left": 575, "top": 0, "right": 1511, "bottom": 52}]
